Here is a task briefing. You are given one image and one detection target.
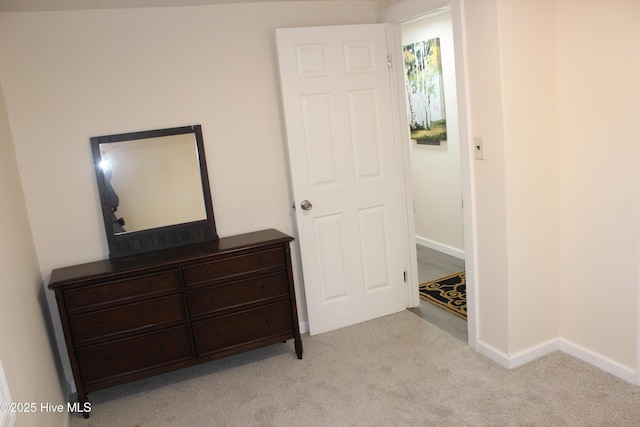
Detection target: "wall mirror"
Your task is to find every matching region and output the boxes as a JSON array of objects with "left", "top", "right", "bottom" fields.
[{"left": 91, "top": 124, "right": 218, "bottom": 258}]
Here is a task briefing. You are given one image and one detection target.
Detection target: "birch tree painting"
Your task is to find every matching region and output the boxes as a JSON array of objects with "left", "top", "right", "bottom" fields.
[{"left": 403, "top": 38, "right": 447, "bottom": 144}]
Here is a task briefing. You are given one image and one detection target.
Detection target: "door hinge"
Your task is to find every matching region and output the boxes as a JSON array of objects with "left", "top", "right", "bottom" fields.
[
  {"left": 387, "top": 54, "right": 392, "bottom": 68},
  {"left": 403, "top": 271, "right": 407, "bottom": 282}
]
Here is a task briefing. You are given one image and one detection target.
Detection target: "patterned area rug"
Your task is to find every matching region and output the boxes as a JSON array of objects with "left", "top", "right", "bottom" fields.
[{"left": 419, "top": 271, "right": 466, "bottom": 320}]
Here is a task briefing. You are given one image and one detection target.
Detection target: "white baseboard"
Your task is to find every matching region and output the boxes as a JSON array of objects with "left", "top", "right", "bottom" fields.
[
  {"left": 416, "top": 236, "right": 465, "bottom": 260},
  {"left": 559, "top": 338, "right": 638, "bottom": 385},
  {"left": 298, "top": 320, "right": 309, "bottom": 335},
  {"left": 476, "top": 339, "right": 557, "bottom": 369},
  {"left": 477, "top": 340, "right": 511, "bottom": 369},
  {"left": 477, "top": 337, "right": 638, "bottom": 386}
]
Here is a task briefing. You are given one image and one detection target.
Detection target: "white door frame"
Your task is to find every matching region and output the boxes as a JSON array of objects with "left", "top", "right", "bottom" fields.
[{"left": 379, "top": 0, "right": 478, "bottom": 350}]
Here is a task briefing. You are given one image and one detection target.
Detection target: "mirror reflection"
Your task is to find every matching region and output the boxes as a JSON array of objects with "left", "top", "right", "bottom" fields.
[
  {"left": 99, "top": 134, "right": 206, "bottom": 234},
  {"left": 91, "top": 124, "right": 218, "bottom": 258}
]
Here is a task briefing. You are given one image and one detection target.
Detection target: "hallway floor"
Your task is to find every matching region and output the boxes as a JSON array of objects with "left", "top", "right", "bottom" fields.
[{"left": 408, "top": 245, "right": 467, "bottom": 343}]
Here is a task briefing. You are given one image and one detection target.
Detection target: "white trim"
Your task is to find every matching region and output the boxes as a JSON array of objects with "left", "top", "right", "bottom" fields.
[
  {"left": 478, "top": 338, "right": 559, "bottom": 370},
  {"left": 508, "top": 338, "right": 559, "bottom": 369},
  {"left": 478, "top": 337, "right": 639, "bottom": 386},
  {"left": 559, "top": 338, "right": 638, "bottom": 385},
  {"left": 378, "top": 0, "right": 450, "bottom": 23},
  {"left": 385, "top": 23, "right": 420, "bottom": 309},
  {"left": 477, "top": 340, "right": 511, "bottom": 369},
  {"left": 415, "top": 235, "right": 465, "bottom": 260},
  {"left": 450, "top": 0, "right": 478, "bottom": 351},
  {"left": 0, "top": 360, "right": 16, "bottom": 427}
]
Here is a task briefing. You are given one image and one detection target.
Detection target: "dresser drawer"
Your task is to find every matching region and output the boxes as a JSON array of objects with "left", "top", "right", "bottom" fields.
[
  {"left": 192, "top": 301, "right": 293, "bottom": 356},
  {"left": 69, "top": 295, "right": 184, "bottom": 343},
  {"left": 64, "top": 270, "right": 180, "bottom": 311},
  {"left": 77, "top": 327, "right": 191, "bottom": 385},
  {"left": 183, "top": 248, "right": 285, "bottom": 286},
  {"left": 187, "top": 272, "right": 289, "bottom": 317}
]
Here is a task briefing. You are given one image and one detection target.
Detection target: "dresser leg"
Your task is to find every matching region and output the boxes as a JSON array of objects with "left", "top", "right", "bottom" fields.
[
  {"left": 295, "top": 338, "right": 303, "bottom": 359},
  {"left": 79, "top": 394, "right": 91, "bottom": 419}
]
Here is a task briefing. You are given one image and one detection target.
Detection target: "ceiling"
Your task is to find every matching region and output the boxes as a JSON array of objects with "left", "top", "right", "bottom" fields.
[{"left": 0, "top": 0, "right": 378, "bottom": 12}]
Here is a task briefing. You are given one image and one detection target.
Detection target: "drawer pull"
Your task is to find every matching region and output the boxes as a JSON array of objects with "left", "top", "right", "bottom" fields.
[
  {"left": 105, "top": 358, "right": 111, "bottom": 364},
  {"left": 266, "top": 319, "right": 272, "bottom": 326},
  {"left": 261, "top": 285, "right": 267, "bottom": 292},
  {"left": 91, "top": 293, "right": 99, "bottom": 300},
  {"left": 154, "top": 309, "right": 160, "bottom": 315},
  {"left": 161, "top": 344, "right": 167, "bottom": 351},
  {"left": 216, "top": 331, "right": 223, "bottom": 338},
  {"left": 149, "top": 281, "right": 156, "bottom": 288},
  {"left": 210, "top": 296, "right": 217, "bottom": 304},
  {"left": 207, "top": 269, "right": 213, "bottom": 275},
  {"left": 258, "top": 258, "right": 264, "bottom": 265},
  {"left": 97, "top": 321, "right": 104, "bottom": 328}
]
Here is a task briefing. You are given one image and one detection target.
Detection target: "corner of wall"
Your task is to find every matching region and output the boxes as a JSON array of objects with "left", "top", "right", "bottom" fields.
[
  {"left": 477, "top": 335, "right": 639, "bottom": 387},
  {"left": 0, "top": 359, "right": 17, "bottom": 427},
  {"left": 478, "top": 337, "right": 559, "bottom": 369}
]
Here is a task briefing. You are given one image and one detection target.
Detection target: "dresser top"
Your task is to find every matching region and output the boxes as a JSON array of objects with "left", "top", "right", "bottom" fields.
[{"left": 49, "top": 229, "right": 293, "bottom": 289}]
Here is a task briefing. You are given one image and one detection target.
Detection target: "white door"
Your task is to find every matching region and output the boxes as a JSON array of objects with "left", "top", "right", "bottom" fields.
[{"left": 276, "top": 24, "right": 406, "bottom": 335}]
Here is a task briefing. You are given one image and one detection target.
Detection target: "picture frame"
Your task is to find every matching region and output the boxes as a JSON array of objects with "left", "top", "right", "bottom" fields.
[{"left": 403, "top": 38, "right": 447, "bottom": 145}]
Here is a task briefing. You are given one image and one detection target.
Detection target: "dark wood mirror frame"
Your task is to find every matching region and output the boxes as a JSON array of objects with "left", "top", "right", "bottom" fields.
[{"left": 91, "top": 124, "right": 218, "bottom": 258}]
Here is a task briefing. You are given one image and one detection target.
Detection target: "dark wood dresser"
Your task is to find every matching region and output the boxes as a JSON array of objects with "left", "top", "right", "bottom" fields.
[{"left": 48, "top": 229, "right": 302, "bottom": 417}]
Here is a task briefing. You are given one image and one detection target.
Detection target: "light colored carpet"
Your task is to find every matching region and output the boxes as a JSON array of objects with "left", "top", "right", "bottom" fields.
[{"left": 71, "top": 310, "right": 640, "bottom": 426}]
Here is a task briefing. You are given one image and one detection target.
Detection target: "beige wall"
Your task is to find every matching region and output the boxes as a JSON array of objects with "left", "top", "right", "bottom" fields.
[
  {"left": 463, "top": 0, "right": 639, "bottom": 374},
  {"left": 0, "top": 85, "right": 66, "bottom": 426},
  {"left": 403, "top": 11, "right": 465, "bottom": 255},
  {"left": 498, "top": 0, "right": 560, "bottom": 355},
  {"left": 0, "top": 2, "right": 378, "bottom": 275},
  {"left": 1, "top": 1, "right": 639, "bottom": 416},
  {"left": 557, "top": 0, "right": 640, "bottom": 370},
  {"left": 0, "top": 0, "right": 379, "bottom": 396},
  {"left": 463, "top": 0, "right": 511, "bottom": 354}
]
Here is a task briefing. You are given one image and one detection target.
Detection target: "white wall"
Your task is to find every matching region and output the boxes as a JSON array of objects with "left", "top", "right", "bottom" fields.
[
  {"left": 0, "top": 85, "right": 66, "bottom": 426},
  {"left": 402, "top": 11, "right": 465, "bottom": 256}
]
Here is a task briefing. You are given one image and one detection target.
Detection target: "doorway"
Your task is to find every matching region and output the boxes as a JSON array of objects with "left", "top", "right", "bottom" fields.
[{"left": 392, "top": 6, "right": 470, "bottom": 342}]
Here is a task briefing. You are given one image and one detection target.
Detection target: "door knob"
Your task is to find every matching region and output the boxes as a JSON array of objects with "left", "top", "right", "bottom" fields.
[{"left": 300, "top": 200, "right": 313, "bottom": 211}]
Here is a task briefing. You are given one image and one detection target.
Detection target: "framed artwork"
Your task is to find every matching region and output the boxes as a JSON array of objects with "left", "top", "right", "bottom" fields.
[{"left": 403, "top": 38, "right": 447, "bottom": 145}]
